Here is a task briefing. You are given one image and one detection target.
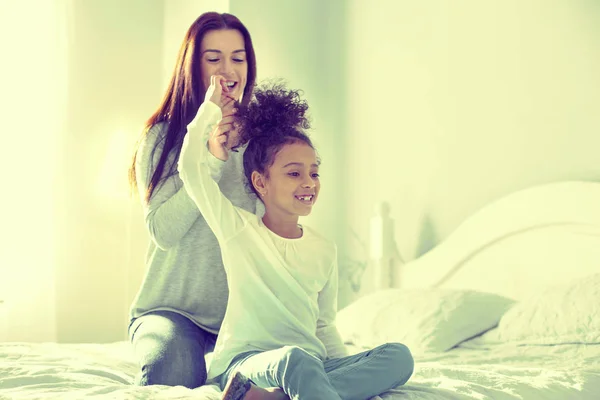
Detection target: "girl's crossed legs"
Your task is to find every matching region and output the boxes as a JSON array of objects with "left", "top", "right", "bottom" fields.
[{"left": 219, "top": 343, "right": 414, "bottom": 400}]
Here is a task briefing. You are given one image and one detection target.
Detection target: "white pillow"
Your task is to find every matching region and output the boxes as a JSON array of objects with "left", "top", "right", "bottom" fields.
[
  {"left": 478, "top": 272, "right": 600, "bottom": 345},
  {"left": 336, "top": 288, "right": 514, "bottom": 354}
]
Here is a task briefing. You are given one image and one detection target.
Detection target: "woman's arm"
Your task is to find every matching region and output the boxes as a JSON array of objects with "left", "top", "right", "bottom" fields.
[
  {"left": 316, "top": 248, "right": 349, "bottom": 359},
  {"left": 178, "top": 100, "right": 246, "bottom": 243},
  {"left": 135, "top": 124, "right": 230, "bottom": 250}
]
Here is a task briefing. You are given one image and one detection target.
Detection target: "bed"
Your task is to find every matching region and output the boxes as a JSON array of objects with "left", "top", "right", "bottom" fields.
[
  {"left": 1, "top": 180, "right": 599, "bottom": 399},
  {"left": 338, "top": 180, "right": 600, "bottom": 399}
]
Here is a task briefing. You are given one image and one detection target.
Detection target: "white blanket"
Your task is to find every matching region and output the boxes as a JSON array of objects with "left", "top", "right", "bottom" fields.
[
  {"left": 1, "top": 341, "right": 598, "bottom": 399},
  {"left": 373, "top": 341, "right": 600, "bottom": 399}
]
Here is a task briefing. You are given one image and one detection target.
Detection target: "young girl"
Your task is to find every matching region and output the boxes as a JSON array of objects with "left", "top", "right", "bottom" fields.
[{"left": 178, "top": 77, "right": 414, "bottom": 400}]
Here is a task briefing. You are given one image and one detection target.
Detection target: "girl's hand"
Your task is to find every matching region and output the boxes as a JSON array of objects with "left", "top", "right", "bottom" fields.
[
  {"left": 204, "top": 74, "right": 226, "bottom": 107},
  {"left": 205, "top": 75, "right": 240, "bottom": 161}
]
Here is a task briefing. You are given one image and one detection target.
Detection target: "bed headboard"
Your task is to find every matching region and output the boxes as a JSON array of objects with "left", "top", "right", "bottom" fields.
[{"left": 397, "top": 181, "right": 600, "bottom": 300}]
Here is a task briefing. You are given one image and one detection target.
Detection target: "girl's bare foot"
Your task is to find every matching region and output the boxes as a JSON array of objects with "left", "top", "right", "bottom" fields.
[
  {"left": 244, "top": 386, "right": 289, "bottom": 400},
  {"left": 221, "top": 371, "right": 289, "bottom": 400}
]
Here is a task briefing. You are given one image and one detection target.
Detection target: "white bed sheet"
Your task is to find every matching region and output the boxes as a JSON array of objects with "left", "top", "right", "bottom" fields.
[
  {"left": 0, "top": 341, "right": 221, "bottom": 400},
  {"left": 368, "top": 341, "right": 600, "bottom": 400},
  {"left": 1, "top": 341, "right": 599, "bottom": 399}
]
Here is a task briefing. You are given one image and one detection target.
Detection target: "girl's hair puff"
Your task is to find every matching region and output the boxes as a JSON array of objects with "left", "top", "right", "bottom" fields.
[{"left": 235, "top": 81, "right": 315, "bottom": 198}]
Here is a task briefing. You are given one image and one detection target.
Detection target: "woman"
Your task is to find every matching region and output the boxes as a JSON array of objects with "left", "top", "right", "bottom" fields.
[{"left": 127, "top": 12, "right": 261, "bottom": 388}]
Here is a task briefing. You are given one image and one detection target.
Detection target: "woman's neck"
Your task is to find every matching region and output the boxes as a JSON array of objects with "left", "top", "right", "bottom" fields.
[{"left": 262, "top": 213, "right": 302, "bottom": 239}]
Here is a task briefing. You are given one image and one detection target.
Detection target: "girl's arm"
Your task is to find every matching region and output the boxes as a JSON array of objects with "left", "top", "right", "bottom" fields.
[
  {"left": 317, "top": 248, "right": 349, "bottom": 359},
  {"left": 136, "top": 124, "right": 230, "bottom": 250},
  {"left": 178, "top": 100, "right": 246, "bottom": 243}
]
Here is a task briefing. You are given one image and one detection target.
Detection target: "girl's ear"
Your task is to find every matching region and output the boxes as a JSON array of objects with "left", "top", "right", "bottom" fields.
[{"left": 251, "top": 171, "right": 267, "bottom": 197}]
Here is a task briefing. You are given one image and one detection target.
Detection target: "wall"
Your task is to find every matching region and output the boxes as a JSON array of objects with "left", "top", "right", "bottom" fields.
[
  {"left": 229, "top": 0, "right": 354, "bottom": 304},
  {"left": 53, "top": 0, "right": 164, "bottom": 343},
  {"left": 344, "top": 0, "right": 600, "bottom": 295},
  {"left": 0, "top": 0, "right": 67, "bottom": 342},
  {"left": 229, "top": 0, "right": 348, "bottom": 243}
]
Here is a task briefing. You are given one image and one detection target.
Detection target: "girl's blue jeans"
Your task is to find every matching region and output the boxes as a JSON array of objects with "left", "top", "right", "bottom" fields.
[{"left": 218, "top": 342, "right": 414, "bottom": 400}]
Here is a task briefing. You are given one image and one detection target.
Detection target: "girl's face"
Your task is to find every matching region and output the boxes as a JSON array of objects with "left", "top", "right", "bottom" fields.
[
  {"left": 258, "top": 142, "right": 320, "bottom": 218},
  {"left": 200, "top": 29, "right": 248, "bottom": 102}
]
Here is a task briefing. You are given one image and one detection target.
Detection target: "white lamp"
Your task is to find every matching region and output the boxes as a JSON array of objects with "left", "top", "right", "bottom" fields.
[{"left": 369, "top": 201, "right": 404, "bottom": 290}]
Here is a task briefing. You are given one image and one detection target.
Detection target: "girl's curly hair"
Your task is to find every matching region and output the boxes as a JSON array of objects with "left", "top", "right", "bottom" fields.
[{"left": 234, "top": 80, "right": 316, "bottom": 198}]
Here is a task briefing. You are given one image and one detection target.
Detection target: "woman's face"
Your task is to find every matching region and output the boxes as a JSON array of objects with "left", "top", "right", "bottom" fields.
[{"left": 200, "top": 29, "right": 248, "bottom": 102}]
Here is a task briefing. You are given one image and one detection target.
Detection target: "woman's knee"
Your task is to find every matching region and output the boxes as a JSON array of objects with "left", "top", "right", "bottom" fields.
[
  {"left": 137, "top": 350, "right": 208, "bottom": 388},
  {"left": 131, "top": 312, "right": 212, "bottom": 388}
]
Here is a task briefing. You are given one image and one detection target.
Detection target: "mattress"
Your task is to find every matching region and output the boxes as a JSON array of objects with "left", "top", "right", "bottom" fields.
[
  {"left": 372, "top": 341, "right": 600, "bottom": 399},
  {"left": 1, "top": 341, "right": 599, "bottom": 399},
  {"left": 0, "top": 341, "right": 220, "bottom": 399}
]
